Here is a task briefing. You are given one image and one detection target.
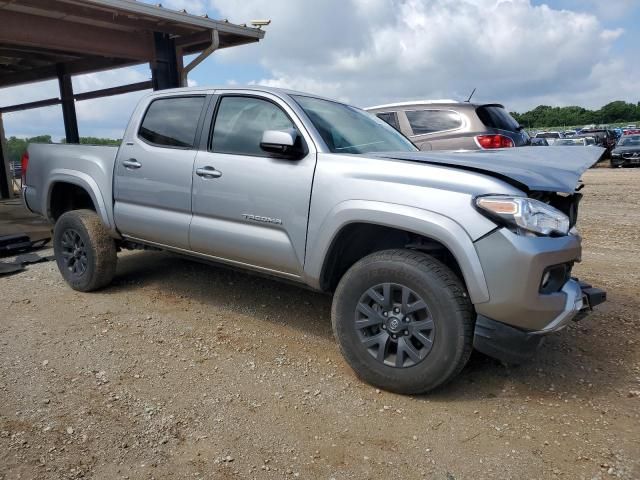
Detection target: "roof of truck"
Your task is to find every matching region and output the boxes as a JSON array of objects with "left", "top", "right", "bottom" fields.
[{"left": 144, "top": 85, "right": 349, "bottom": 105}]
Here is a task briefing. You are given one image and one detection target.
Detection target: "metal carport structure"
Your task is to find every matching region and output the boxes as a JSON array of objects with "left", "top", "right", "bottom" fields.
[{"left": 0, "top": 0, "right": 265, "bottom": 199}]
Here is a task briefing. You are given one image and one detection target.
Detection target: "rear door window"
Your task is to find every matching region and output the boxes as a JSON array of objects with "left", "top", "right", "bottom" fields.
[
  {"left": 139, "top": 96, "right": 206, "bottom": 148},
  {"left": 476, "top": 105, "right": 521, "bottom": 132},
  {"left": 405, "top": 110, "right": 462, "bottom": 135},
  {"left": 376, "top": 112, "right": 400, "bottom": 131}
]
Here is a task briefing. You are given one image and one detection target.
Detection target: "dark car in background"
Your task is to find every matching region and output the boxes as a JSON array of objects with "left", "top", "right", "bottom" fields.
[
  {"left": 578, "top": 127, "right": 617, "bottom": 156},
  {"left": 611, "top": 134, "right": 640, "bottom": 168},
  {"left": 366, "top": 101, "right": 530, "bottom": 151},
  {"left": 530, "top": 137, "right": 549, "bottom": 146}
]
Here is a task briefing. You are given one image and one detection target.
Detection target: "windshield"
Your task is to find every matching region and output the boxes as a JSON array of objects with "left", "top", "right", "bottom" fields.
[
  {"left": 292, "top": 95, "right": 417, "bottom": 154},
  {"left": 619, "top": 135, "right": 640, "bottom": 146},
  {"left": 536, "top": 132, "right": 561, "bottom": 138}
]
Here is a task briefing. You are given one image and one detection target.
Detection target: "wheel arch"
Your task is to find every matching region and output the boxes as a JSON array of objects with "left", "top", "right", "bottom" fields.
[
  {"left": 45, "top": 170, "right": 115, "bottom": 233},
  {"left": 305, "top": 200, "right": 490, "bottom": 304}
]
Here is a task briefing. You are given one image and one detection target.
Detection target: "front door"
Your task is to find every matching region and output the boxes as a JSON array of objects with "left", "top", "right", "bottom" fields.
[
  {"left": 190, "top": 93, "right": 316, "bottom": 277},
  {"left": 114, "top": 95, "right": 207, "bottom": 249}
]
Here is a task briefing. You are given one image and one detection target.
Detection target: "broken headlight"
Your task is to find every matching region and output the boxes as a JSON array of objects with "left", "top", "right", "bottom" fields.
[{"left": 475, "top": 195, "right": 570, "bottom": 237}]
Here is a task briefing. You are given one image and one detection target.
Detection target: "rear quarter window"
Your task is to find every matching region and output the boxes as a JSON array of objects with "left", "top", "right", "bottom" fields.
[
  {"left": 476, "top": 105, "right": 520, "bottom": 132},
  {"left": 139, "top": 96, "right": 206, "bottom": 148},
  {"left": 405, "top": 110, "right": 462, "bottom": 135},
  {"left": 375, "top": 112, "right": 400, "bottom": 131}
]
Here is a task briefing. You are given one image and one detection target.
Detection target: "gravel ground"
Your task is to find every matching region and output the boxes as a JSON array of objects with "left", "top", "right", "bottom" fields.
[{"left": 1, "top": 169, "right": 639, "bottom": 480}]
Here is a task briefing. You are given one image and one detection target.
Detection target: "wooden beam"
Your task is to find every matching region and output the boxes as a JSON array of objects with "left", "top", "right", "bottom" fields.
[
  {"left": 57, "top": 65, "right": 79, "bottom": 144},
  {"left": 0, "top": 46, "right": 82, "bottom": 62},
  {"left": 0, "top": 9, "right": 154, "bottom": 61},
  {"left": 74, "top": 80, "right": 152, "bottom": 101},
  {"left": 0, "top": 97, "right": 60, "bottom": 114},
  {"left": 0, "top": 47, "right": 81, "bottom": 64},
  {"left": 4, "top": 0, "right": 200, "bottom": 36},
  {"left": 0, "top": 113, "right": 12, "bottom": 199},
  {"left": 0, "top": 81, "right": 154, "bottom": 114},
  {"left": 0, "top": 57, "right": 139, "bottom": 89}
]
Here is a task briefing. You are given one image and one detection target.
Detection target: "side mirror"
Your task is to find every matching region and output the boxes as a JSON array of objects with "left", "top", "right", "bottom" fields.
[{"left": 260, "top": 129, "right": 306, "bottom": 159}]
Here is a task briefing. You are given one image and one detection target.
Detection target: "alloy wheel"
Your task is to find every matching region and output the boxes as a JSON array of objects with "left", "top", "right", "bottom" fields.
[{"left": 355, "top": 283, "right": 435, "bottom": 368}]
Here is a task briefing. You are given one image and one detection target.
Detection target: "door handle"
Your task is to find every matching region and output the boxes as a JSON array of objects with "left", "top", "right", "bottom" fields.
[
  {"left": 196, "top": 166, "right": 223, "bottom": 179},
  {"left": 122, "top": 159, "right": 142, "bottom": 169}
]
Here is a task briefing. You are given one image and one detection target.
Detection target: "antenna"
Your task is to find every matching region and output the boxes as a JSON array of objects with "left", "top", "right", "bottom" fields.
[{"left": 465, "top": 88, "right": 476, "bottom": 103}]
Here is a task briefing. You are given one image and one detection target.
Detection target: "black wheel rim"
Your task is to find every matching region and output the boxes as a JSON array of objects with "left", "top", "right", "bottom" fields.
[
  {"left": 60, "top": 228, "right": 88, "bottom": 277},
  {"left": 355, "top": 283, "right": 435, "bottom": 368}
]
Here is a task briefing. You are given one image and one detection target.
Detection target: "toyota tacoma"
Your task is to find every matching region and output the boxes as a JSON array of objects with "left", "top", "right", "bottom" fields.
[{"left": 22, "top": 87, "right": 606, "bottom": 394}]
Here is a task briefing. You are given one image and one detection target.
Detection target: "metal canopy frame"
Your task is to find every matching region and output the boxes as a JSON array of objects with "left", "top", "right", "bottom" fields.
[{"left": 0, "top": 0, "right": 265, "bottom": 198}]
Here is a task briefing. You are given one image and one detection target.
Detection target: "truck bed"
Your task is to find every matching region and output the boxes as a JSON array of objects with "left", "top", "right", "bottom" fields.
[{"left": 24, "top": 143, "right": 119, "bottom": 231}]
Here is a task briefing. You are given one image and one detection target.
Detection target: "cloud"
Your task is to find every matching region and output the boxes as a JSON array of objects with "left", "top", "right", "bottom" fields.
[
  {"left": 600, "top": 28, "right": 624, "bottom": 41},
  {"left": 2, "top": 0, "right": 636, "bottom": 139},
  {"left": 548, "top": 0, "right": 639, "bottom": 21},
  {"left": 209, "top": 0, "right": 638, "bottom": 111},
  {"left": 161, "top": 0, "right": 208, "bottom": 15}
]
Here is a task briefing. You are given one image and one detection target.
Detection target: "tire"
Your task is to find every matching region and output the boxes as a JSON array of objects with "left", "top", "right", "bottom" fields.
[
  {"left": 53, "top": 209, "right": 117, "bottom": 292},
  {"left": 331, "top": 249, "right": 474, "bottom": 394}
]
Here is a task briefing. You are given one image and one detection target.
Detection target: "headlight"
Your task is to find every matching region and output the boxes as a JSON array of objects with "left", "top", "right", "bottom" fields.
[{"left": 475, "top": 195, "right": 570, "bottom": 236}]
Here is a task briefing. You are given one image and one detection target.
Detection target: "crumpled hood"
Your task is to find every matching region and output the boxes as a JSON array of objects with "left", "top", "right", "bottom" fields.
[{"left": 371, "top": 146, "right": 605, "bottom": 193}]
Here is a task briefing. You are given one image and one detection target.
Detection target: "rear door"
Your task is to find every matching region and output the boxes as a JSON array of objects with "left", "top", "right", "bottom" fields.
[
  {"left": 114, "top": 95, "right": 207, "bottom": 249},
  {"left": 190, "top": 92, "right": 317, "bottom": 277}
]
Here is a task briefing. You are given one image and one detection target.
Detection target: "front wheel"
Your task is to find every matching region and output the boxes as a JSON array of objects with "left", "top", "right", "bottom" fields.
[
  {"left": 53, "top": 209, "right": 117, "bottom": 292},
  {"left": 331, "top": 249, "right": 474, "bottom": 394}
]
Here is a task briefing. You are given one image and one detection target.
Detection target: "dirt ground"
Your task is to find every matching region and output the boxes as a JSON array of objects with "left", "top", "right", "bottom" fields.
[{"left": 1, "top": 169, "right": 639, "bottom": 480}]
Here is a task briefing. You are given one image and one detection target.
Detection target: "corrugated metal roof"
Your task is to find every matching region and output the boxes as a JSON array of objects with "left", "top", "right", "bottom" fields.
[{"left": 0, "top": 0, "right": 265, "bottom": 87}]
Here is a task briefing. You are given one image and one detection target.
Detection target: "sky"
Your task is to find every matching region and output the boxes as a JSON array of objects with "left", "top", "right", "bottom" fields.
[{"left": 1, "top": 0, "right": 638, "bottom": 140}]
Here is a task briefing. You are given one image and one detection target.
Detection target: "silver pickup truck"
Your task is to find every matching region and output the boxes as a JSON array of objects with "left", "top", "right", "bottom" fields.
[{"left": 22, "top": 86, "right": 606, "bottom": 394}]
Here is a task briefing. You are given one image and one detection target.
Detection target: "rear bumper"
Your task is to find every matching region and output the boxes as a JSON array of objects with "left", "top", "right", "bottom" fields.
[{"left": 473, "top": 280, "right": 606, "bottom": 363}]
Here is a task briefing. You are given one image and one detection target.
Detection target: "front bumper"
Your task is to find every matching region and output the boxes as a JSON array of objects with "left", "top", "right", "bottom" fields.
[
  {"left": 473, "top": 280, "right": 606, "bottom": 363},
  {"left": 611, "top": 155, "right": 640, "bottom": 167},
  {"left": 474, "top": 228, "right": 585, "bottom": 331}
]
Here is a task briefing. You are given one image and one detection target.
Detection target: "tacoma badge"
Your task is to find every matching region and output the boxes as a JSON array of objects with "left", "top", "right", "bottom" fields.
[{"left": 242, "top": 214, "right": 283, "bottom": 225}]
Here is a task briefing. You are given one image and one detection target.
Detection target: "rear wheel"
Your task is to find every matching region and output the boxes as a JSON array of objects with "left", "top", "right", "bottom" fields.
[
  {"left": 331, "top": 249, "right": 474, "bottom": 394},
  {"left": 53, "top": 209, "right": 117, "bottom": 292}
]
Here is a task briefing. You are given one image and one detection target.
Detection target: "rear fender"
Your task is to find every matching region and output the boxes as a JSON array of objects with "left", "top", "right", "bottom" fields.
[{"left": 45, "top": 169, "right": 116, "bottom": 234}]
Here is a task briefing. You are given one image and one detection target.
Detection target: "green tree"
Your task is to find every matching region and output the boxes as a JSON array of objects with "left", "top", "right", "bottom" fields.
[
  {"left": 6, "top": 135, "right": 120, "bottom": 165},
  {"left": 6, "top": 135, "right": 52, "bottom": 163},
  {"left": 512, "top": 101, "right": 639, "bottom": 128}
]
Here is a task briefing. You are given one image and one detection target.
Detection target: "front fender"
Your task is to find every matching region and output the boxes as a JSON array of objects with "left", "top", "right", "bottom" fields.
[
  {"left": 45, "top": 170, "right": 115, "bottom": 233},
  {"left": 304, "top": 200, "right": 490, "bottom": 304}
]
